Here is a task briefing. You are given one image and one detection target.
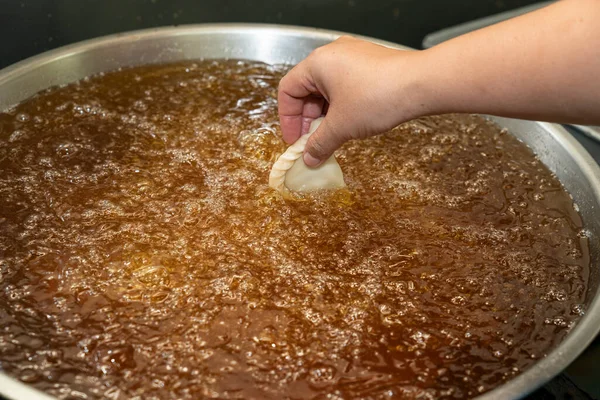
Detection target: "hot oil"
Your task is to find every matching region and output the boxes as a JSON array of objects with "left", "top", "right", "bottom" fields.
[{"left": 0, "top": 60, "right": 590, "bottom": 400}]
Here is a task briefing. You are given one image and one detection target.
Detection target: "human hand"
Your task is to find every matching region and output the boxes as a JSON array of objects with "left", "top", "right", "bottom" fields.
[{"left": 278, "top": 36, "right": 429, "bottom": 166}]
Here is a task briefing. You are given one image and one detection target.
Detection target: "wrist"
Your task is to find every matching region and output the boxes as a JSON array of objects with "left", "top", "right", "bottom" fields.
[{"left": 389, "top": 48, "right": 445, "bottom": 123}]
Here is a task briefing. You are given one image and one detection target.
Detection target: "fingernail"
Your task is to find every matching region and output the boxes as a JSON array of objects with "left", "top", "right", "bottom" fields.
[{"left": 303, "top": 152, "right": 321, "bottom": 167}]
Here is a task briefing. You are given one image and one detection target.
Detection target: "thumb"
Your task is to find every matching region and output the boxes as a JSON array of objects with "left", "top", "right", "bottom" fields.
[{"left": 303, "top": 111, "right": 351, "bottom": 167}]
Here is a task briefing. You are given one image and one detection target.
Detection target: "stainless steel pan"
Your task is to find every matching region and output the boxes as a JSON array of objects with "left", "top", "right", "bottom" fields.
[{"left": 0, "top": 24, "right": 599, "bottom": 400}]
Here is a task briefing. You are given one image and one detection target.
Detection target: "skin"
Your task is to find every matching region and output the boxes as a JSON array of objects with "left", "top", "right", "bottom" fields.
[{"left": 278, "top": 0, "right": 600, "bottom": 167}]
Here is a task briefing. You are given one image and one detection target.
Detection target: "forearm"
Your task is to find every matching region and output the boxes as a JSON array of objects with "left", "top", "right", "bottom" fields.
[{"left": 416, "top": 0, "right": 600, "bottom": 125}]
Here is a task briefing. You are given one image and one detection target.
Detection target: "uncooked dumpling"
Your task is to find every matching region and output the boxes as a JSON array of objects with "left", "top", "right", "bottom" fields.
[{"left": 269, "top": 117, "right": 346, "bottom": 194}]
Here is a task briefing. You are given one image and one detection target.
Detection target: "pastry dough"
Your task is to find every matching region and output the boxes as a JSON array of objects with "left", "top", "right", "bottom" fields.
[{"left": 269, "top": 118, "right": 346, "bottom": 194}]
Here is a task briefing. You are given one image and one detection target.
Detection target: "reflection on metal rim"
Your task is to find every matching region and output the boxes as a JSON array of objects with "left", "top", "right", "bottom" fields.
[{"left": 572, "top": 125, "right": 600, "bottom": 143}]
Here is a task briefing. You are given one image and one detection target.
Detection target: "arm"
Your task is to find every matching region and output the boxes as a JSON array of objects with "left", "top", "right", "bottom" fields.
[
  {"left": 423, "top": 0, "right": 600, "bottom": 124},
  {"left": 278, "top": 0, "right": 600, "bottom": 167}
]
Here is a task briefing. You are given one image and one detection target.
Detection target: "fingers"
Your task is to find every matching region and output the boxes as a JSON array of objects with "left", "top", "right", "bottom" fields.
[
  {"left": 278, "top": 62, "right": 323, "bottom": 144},
  {"left": 300, "top": 96, "right": 326, "bottom": 136},
  {"left": 303, "top": 110, "right": 351, "bottom": 167}
]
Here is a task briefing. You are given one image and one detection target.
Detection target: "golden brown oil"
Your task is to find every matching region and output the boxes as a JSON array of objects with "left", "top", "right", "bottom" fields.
[{"left": 0, "top": 60, "right": 590, "bottom": 399}]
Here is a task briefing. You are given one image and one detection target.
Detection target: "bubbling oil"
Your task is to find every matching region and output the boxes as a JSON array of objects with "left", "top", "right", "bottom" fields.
[{"left": 0, "top": 60, "right": 590, "bottom": 400}]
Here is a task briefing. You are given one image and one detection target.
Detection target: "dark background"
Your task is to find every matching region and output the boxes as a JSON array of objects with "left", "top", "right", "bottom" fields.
[
  {"left": 2, "top": 0, "right": 600, "bottom": 398},
  {"left": 2, "top": 0, "right": 543, "bottom": 69}
]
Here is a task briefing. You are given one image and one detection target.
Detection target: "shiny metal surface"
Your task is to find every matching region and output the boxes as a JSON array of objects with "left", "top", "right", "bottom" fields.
[
  {"left": 573, "top": 125, "right": 600, "bottom": 143},
  {"left": 0, "top": 24, "right": 599, "bottom": 400}
]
